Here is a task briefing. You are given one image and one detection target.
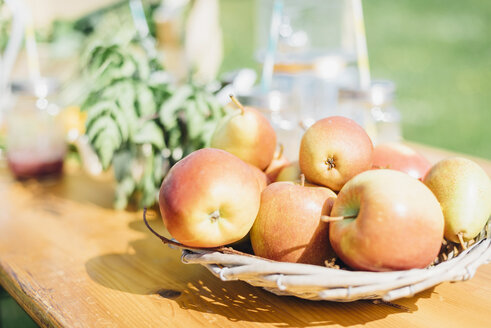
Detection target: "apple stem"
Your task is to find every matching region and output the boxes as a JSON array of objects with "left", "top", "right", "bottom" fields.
[
  {"left": 277, "top": 144, "right": 284, "bottom": 159},
  {"left": 300, "top": 174, "right": 305, "bottom": 187},
  {"left": 298, "top": 121, "right": 308, "bottom": 131},
  {"left": 320, "top": 215, "right": 357, "bottom": 223},
  {"left": 457, "top": 232, "right": 467, "bottom": 250},
  {"left": 229, "top": 95, "right": 245, "bottom": 115}
]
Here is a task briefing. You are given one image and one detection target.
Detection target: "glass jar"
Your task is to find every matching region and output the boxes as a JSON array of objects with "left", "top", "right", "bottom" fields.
[
  {"left": 369, "top": 81, "right": 402, "bottom": 144},
  {"left": 337, "top": 80, "right": 402, "bottom": 145},
  {"left": 5, "top": 78, "right": 66, "bottom": 179}
]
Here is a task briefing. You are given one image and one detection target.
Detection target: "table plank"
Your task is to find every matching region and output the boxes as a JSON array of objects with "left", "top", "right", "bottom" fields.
[{"left": 0, "top": 144, "right": 490, "bottom": 328}]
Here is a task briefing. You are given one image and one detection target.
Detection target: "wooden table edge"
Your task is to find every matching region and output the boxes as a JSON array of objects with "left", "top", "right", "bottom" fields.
[{"left": 0, "top": 262, "right": 65, "bottom": 328}]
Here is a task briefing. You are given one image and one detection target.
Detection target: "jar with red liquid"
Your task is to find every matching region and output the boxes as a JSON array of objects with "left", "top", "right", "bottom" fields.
[{"left": 5, "top": 78, "right": 66, "bottom": 179}]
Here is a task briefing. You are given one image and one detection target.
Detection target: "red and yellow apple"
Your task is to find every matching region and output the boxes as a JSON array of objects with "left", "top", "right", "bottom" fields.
[
  {"left": 211, "top": 96, "right": 277, "bottom": 170},
  {"left": 250, "top": 181, "right": 337, "bottom": 265},
  {"left": 328, "top": 169, "right": 444, "bottom": 271},
  {"left": 264, "top": 145, "right": 290, "bottom": 182},
  {"left": 299, "top": 116, "right": 373, "bottom": 191},
  {"left": 275, "top": 161, "right": 301, "bottom": 182},
  {"left": 372, "top": 142, "right": 431, "bottom": 180},
  {"left": 248, "top": 164, "right": 269, "bottom": 191},
  {"left": 159, "top": 148, "right": 261, "bottom": 247}
]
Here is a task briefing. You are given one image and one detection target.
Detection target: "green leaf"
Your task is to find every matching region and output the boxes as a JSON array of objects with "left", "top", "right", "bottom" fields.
[
  {"left": 85, "top": 100, "right": 113, "bottom": 126},
  {"left": 85, "top": 45, "right": 106, "bottom": 72},
  {"left": 86, "top": 115, "right": 116, "bottom": 143},
  {"left": 95, "top": 137, "right": 117, "bottom": 169},
  {"left": 167, "top": 127, "right": 182, "bottom": 150},
  {"left": 159, "top": 85, "right": 193, "bottom": 130},
  {"left": 115, "top": 81, "right": 138, "bottom": 136},
  {"left": 133, "top": 121, "right": 165, "bottom": 149},
  {"left": 150, "top": 82, "right": 171, "bottom": 105},
  {"left": 81, "top": 91, "right": 101, "bottom": 110},
  {"left": 205, "top": 93, "right": 225, "bottom": 118},
  {"left": 201, "top": 120, "right": 220, "bottom": 147},
  {"left": 88, "top": 48, "right": 124, "bottom": 82},
  {"left": 139, "top": 151, "right": 158, "bottom": 207},
  {"left": 184, "top": 100, "right": 205, "bottom": 140},
  {"left": 114, "top": 176, "right": 136, "bottom": 210},
  {"left": 116, "top": 58, "right": 137, "bottom": 78},
  {"left": 112, "top": 150, "right": 133, "bottom": 181},
  {"left": 140, "top": 183, "right": 157, "bottom": 207},
  {"left": 153, "top": 153, "right": 165, "bottom": 184},
  {"left": 136, "top": 83, "right": 157, "bottom": 117},
  {"left": 110, "top": 104, "right": 130, "bottom": 142},
  {"left": 85, "top": 101, "right": 129, "bottom": 144},
  {"left": 92, "top": 119, "right": 122, "bottom": 169},
  {"left": 194, "top": 92, "right": 211, "bottom": 117},
  {"left": 89, "top": 51, "right": 137, "bottom": 87},
  {"left": 131, "top": 50, "right": 151, "bottom": 80}
]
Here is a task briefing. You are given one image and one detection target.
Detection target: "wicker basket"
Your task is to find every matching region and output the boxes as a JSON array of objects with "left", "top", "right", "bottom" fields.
[{"left": 144, "top": 211, "right": 491, "bottom": 302}]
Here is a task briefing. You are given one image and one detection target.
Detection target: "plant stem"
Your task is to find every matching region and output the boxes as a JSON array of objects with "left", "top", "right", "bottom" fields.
[
  {"left": 277, "top": 143, "right": 284, "bottom": 159},
  {"left": 229, "top": 95, "right": 245, "bottom": 115}
]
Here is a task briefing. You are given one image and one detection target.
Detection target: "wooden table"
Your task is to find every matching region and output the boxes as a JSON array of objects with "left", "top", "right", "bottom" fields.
[{"left": 0, "top": 144, "right": 490, "bottom": 328}]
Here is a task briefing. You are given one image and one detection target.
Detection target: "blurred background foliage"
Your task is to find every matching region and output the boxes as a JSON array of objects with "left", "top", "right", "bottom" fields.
[
  {"left": 3, "top": 0, "right": 489, "bottom": 159},
  {"left": 219, "top": 0, "right": 490, "bottom": 159}
]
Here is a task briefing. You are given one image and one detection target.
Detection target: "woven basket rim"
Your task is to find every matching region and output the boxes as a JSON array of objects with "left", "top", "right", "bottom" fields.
[
  {"left": 181, "top": 234, "right": 491, "bottom": 276},
  {"left": 181, "top": 236, "right": 491, "bottom": 302},
  {"left": 144, "top": 210, "right": 491, "bottom": 302}
]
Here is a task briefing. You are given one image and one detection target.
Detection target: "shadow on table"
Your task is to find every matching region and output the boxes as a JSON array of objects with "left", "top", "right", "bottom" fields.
[
  {"left": 174, "top": 283, "right": 435, "bottom": 328},
  {"left": 85, "top": 217, "right": 434, "bottom": 327}
]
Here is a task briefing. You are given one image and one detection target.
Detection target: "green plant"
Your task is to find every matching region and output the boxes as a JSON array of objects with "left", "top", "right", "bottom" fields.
[
  {"left": 0, "top": 0, "right": 10, "bottom": 52},
  {"left": 82, "top": 42, "right": 225, "bottom": 209}
]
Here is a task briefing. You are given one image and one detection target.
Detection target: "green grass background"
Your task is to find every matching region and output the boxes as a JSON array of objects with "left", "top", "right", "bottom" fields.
[
  {"left": 219, "top": 0, "right": 491, "bottom": 159},
  {"left": 0, "top": 287, "right": 37, "bottom": 328}
]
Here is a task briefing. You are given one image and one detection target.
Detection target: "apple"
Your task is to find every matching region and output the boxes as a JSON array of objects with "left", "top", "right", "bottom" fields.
[
  {"left": 248, "top": 164, "right": 269, "bottom": 191},
  {"left": 372, "top": 142, "right": 431, "bottom": 180},
  {"left": 423, "top": 157, "right": 491, "bottom": 245},
  {"left": 299, "top": 116, "right": 373, "bottom": 191},
  {"left": 264, "top": 144, "right": 290, "bottom": 182},
  {"left": 250, "top": 179, "right": 337, "bottom": 265},
  {"left": 328, "top": 169, "right": 444, "bottom": 271},
  {"left": 211, "top": 96, "right": 277, "bottom": 170},
  {"left": 159, "top": 148, "right": 261, "bottom": 247},
  {"left": 275, "top": 161, "right": 301, "bottom": 182}
]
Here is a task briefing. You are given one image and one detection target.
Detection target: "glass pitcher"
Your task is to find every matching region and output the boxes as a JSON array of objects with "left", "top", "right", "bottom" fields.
[
  {"left": 246, "top": 0, "right": 363, "bottom": 160},
  {"left": 5, "top": 78, "right": 66, "bottom": 179}
]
